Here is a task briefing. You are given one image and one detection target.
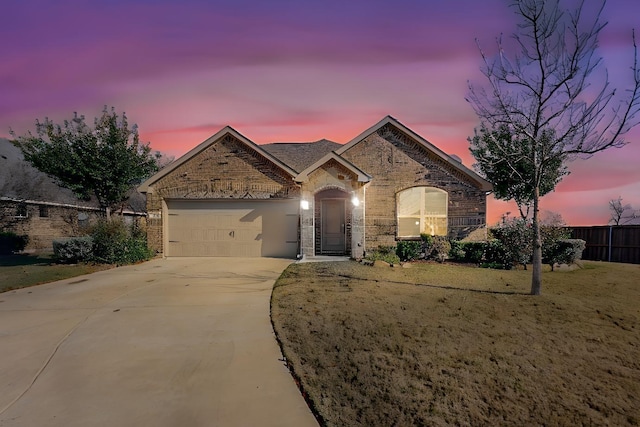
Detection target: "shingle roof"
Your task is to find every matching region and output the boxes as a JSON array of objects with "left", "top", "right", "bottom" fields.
[
  {"left": 0, "top": 138, "right": 89, "bottom": 205},
  {"left": 261, "top": 139, "right": 342, "bottom": 173}
]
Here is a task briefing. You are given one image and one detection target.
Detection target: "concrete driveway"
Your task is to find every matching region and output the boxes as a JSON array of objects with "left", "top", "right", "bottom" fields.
[{"left": 0, "top": 257, "right": 317, "bottom": 427}]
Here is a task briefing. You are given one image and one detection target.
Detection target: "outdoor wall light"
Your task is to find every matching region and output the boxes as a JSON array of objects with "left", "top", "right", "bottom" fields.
[
  {"left": 351, "top": 195, "right": 360, "bottom": 207},
  {"left": 301, "top": 200, "right": 310, "bottom": 210}
]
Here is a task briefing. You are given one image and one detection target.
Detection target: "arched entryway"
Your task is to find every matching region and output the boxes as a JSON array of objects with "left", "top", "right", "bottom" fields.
[{"left": 314, "top": 188, "right": 352, "bottom": 255}]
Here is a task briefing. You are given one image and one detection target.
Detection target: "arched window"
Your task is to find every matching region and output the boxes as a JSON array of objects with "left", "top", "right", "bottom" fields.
[{"left": 396, "top": 187, "right": 448, "bottom": 237}]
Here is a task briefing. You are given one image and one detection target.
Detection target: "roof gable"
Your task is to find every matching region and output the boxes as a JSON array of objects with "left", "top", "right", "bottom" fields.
[
  {"left": 138, "top": 126, "right": 297, "bottom": 193},
  {"left": 337, "top": 116, "right": 493, "bottom": 192},
  {"left": 294, "top": 152, "right": 371, "bottom": 183}
]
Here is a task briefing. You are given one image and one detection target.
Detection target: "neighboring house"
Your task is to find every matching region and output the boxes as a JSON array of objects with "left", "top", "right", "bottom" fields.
[
  {"left": 0, "top": 138, "right": 145, "bottom": 251},
  {"left": 138, "top": 116, "right": 492, "bottom": 259}
]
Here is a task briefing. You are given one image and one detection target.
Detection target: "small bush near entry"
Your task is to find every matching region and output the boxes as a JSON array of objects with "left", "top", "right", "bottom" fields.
[
  {"left": 53, "top": 237, "right": 94, "bottom": 263},
  {"left": 0, "top": 232, "right": 28, "bottom": 255},
  {"left": 396, "top": 241, "right": 422, "bottom": 261},
  {"left": 90, "top": 218, "right": 154, "bottom": 265},
  {"left": 365, "top": 245, "right": 401, "bottom": 265}
]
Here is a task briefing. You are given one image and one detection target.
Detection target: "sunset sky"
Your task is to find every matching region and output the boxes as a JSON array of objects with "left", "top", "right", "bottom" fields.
[{"left": 2, "top": 0, "right": 639, "bottom": 225}]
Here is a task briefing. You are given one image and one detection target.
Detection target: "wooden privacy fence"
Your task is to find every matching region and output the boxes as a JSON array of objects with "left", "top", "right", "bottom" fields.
[{"left": 570, "top": 225, "right": 640, "bottom": 264}]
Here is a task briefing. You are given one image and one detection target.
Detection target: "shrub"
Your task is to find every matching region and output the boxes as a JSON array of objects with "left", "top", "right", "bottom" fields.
[
  {"left": 420, "top": 234, "right": 434, "bottom": 258},
  {"left": 543, "top": 239, "right": 586, "bottom": 270},
  {"left": 483, "top": 239, "right": 511, "bottom": 270},
  {"left": 365, "top": 246, "right": 400, "bottom": 265},
  {"left": 563, "top": 239, "right": 586, "bottom": 263},
  {"left": 490, "top": 217, "right": 532, "bottom": 268},
  {"left": 431, "top": 236, "right": 451, "bottom": 263},
  {"left": 449, "top": 241, "right": 486, "bottom": 264},
  {"left": 541, "top": 224, "right": 572, "bottom": 269},
  {"left": 449, "top": 240, "right": 466, "bottom": 262},
  {"left": 0, "top": 231, "right": 28, "bottom": 255},
  {"left": 396, "top": 241, "right": 422, "bottom": 261},
  {"left": 90, "top": 218, "right": 154, "bottom": 265},
  {"left": 53, "top": 237, "right": 94, "bottom": 263}
]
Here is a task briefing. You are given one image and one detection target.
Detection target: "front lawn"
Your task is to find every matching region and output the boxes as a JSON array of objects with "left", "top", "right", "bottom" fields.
[
  {"left": 271, "top": 261, "right": 640, "bottom": 426},
  {"left": 0, "top": 254, "right": 112, "bottom": 293}
]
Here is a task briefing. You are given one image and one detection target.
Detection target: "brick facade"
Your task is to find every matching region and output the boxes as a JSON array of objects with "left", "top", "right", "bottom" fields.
[
  {"left": 139, "top": 117, "right": 490, "bottom": 258},
  {"left": 144, "top": 133, "right": 299, "bottom": 253},
  {"left": 340, "top": 124, "right": 487, "bottom": 249},
  {"left": 298, "top": 159, "right": 366, "bottom": 258}
]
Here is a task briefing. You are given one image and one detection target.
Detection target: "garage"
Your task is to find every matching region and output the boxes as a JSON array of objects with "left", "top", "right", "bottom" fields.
[{"left": 166, "top": 199, "right": 299, "bottom": 258}]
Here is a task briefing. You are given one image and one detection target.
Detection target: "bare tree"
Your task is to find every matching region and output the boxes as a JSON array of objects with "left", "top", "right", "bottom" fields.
[
  {"left": 609, "top": 197, "right": 638, "bottom": 225},
  {"left": 467, "top": 0, "right": 640, "bottom": 295}
]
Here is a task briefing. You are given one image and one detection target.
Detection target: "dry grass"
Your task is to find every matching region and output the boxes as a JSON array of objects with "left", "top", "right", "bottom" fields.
[
  {"left": 271, "top": 261, "right": 640, "bottom": 426},
  {"left": 0, "top": 254, "right": 112, "bottom": 292}
]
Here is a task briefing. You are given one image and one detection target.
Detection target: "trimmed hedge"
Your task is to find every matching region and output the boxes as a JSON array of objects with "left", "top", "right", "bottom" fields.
[
  {"left": 449, "top": 236, "right": 585, "bottom": 271},
  {"left": 53, "top": 237, "right": 94, "bottom": 263},
  {"left": 449, "top": 241, "right": 485, "bottom": 264}
]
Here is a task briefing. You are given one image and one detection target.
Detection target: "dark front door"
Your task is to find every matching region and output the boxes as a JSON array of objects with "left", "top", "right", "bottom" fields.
[{"left": 321, "top": 199, "right": 346, "bottom": 254}]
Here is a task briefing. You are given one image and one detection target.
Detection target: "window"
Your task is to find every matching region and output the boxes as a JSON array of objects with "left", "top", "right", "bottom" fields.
[
  {"left": 397, "top": 187, "right": 448, "bottom": 237},
  {"left": 39, "top": 205, "right": 49, "bottom": 218},
  {"left": 78, "top": 212, "right": 89, "bottom": 228},
  {"left": 15, "top": 204, "right": 28, "bottom": 218}
]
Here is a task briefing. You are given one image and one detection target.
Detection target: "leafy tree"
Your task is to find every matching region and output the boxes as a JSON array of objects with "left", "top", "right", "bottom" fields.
[
  {"left": 470, "top": 124, "right": 568, "bottom": 219},
  {"left": 609, "top": 196, "right": 638, "bottom": 225},
  {"left": 11, "top": 107, "right": 158, "bottom": 214},
  {"left": 467, "top": 0, "right": 640, "bottom": 295}
]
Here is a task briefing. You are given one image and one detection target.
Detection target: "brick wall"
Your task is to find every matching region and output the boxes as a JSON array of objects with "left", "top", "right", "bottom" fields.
[
  {"left": 145, "top": 134, "right": 299, "bottom": 254},
  {"left": 340, "top": 125, "right": 487, "bottom": 250},
  {"left": 1, "top": 199, "right": 147, "bottom": 252},
  {"left": 0, "top": 200, "right": 99, "bottom": 251}
]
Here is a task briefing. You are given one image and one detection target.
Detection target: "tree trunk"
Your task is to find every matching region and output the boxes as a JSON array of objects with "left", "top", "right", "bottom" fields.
[{"left": 531, "top": 187, "right": 542, "bottom": 295}]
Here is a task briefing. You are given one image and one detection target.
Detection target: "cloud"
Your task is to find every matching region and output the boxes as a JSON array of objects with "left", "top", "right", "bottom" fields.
[{"left": 2, "top": 0, "right": 637, "bottom": 226}]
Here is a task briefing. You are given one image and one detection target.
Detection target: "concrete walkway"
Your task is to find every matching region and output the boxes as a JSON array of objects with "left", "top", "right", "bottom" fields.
[{"left": 0, "top": 258, "right": 317, "bottom": 427}]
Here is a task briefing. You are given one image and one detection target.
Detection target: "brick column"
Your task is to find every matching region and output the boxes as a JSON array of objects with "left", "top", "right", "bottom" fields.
[
  {"left": 300, "top": 190, "right": 314, "bottom": 258},
  {"left": 350, "top": 185, "right": 366, "bottom": 259}
]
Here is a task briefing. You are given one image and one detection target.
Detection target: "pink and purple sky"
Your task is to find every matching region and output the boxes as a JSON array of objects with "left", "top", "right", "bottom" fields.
[{"left": 2, "top": 0, "right": 639, "bottom": 225}]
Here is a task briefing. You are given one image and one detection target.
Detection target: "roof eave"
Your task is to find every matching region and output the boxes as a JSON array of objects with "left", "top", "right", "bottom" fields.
[
  {"left": 138, "top": 126, "right": 298, "bottom": 193},
  {"left": 294, "top": 152, "right": 372, "bottom": 184},
  {"left": 337, "top": 115, "right": 493, "bottom": 192}
]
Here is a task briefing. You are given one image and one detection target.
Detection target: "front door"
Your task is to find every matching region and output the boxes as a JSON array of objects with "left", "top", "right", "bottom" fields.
[{"left": 321, "top": 199, "right": 346, "bottom": 254}]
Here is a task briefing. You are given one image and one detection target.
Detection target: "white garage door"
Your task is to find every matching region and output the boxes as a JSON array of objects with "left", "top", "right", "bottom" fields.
[{"left": 166, "top": 200, "right": 299, "bottom": 257}]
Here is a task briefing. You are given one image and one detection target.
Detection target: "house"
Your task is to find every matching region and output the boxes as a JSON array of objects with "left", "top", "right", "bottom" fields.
[
  {"left": 138, "top": 116, "right": 492, "bottom": 259},
  {"left": 0, "top": 138, "right": 146, "bottom": 251}
]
